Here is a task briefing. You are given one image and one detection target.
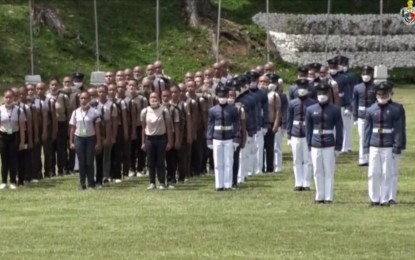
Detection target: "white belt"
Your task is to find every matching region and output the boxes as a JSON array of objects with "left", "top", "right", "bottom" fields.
[
  {"left": 214, "top": 125, "right": 233, "bottom": 131},
  {"left": 358, "top": 106, "right": 366, "bottom": 111},
  {"left": 313, "top": 129, "right": 334, "bottom": 134},
  {"left": 293, "top": 120, "right": 305, "bottom": 126},
  {"left": 373, "top": 128, "right": 393, "bottom": 134},
  {"left": 339, "top": 92, "right": 345, "bottom": 97}
]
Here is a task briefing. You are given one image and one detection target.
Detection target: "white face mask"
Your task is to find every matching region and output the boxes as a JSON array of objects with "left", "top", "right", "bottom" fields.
[
  {"left": 328, "top": 69, "right": 337, "bottom": 75},
  {"left": 150, "top": 102, "right": 160, "bottom": 108},
  {"left": 315, "top": 73, "right": 320, "bottom": 78},
  {"left": 268, "top": 84, "right": 277, "bottom": 91},
  {"left": 317, "top": 94, "right": 329, "bottom": 103},
  {"left": 218, "top": 97, "right": 228, "bottom": 104},
  {"left": 362, "top": 75, "right": 371, "bottom": 83},
  {"left": 249, "top": 82, "right": 257, "bottom": 89},
  {"left": 343, "top": 66, "right": 348, "bottom": 72},
  {"left": 227, "top": 98, "right": 235, "bottom": 105},
  {"left": 338, "top": 65, "right": 344, "bottom": 72},
  {"left": 307, "top": 77, "right": 314, "bottom": 82},
  {"left": 74, "top": 82, "right": 83, "bottom": 88},
  {"left": 298, "top": 88, "right": 308, "bottom": 97},
  {"left": 377, "top": 96, "right": 390, "bottom": 105}
]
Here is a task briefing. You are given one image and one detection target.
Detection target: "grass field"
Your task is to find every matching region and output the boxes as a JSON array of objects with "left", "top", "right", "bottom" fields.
[{"left": 0, "top": 86, "right": 413, "bottom": 260}]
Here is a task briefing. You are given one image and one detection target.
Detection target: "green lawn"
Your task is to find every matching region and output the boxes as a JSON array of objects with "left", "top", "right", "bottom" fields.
[{"left": 0, "top": 86, "right": 413, "bottom": 259}]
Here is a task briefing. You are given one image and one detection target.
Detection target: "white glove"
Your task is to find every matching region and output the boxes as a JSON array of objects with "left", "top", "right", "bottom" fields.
[
  {"left": 233, "top": 143, "right": 239, "bottom": 151},
  {"left": 261, "top": 128, "right": 267, "bottom": 135},
  {"left": 344, "top": 109, "right": 352, "bottom": 117},
  {"left": 354, "top": 121, "right": 357, "bottom": 126},
  {"left": 208, "top": 144, "right": 213, "bottom": 150},
  {"left": 335, "top": 151, "right": 340, "bottom": 158},
  {"left": 287, "top": 139, "right": 291, "bottom": 146}
]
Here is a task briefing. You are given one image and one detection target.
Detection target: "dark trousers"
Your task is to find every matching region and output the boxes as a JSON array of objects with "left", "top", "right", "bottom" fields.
[
  {"left": 202, "top": 142, "right": 214, "bottom": 173},
  {"left": 32, "top": 141, "right": 43, "bottom": 179},
  {"left": 191, "top": 130, "right": 204, "bottom": 176},
  {"left": 122, "top": 138, "right": 131, "bottom": 176},
  {"left": 264, "top": 128, "right": 276, "bottom": 172},
  {"left": 166, "top": 148, "right": 178, "bottom": 184},
  {"left": 96, "top": 150, "right": 104, "bottom": 185},
  {"left": 18, "top": 148, "right": 32, "bottom": 185},
  {"left": 111, "top": 126, "right": 123, "bottom": 180},
  {"left": 178, "top": 138, "right": 191, "bottom": 182},
  {"left": 130, "top": 126, "right": 146, "bottom": 172},
  {"left": 146, "top": 135, "right": 167, "bottom": 185},
  {"left": 0, "top": 132, "right": 18, "bottom": 184},
  {"left": 43, "top": 124, "right": 53, "bottom": 177},
  {"left": 233, "top": 147, "right": 240, "bottom": 187},
  {"left": 52, "top": 121, "right": 68, "bottom": 174},
  {"left": 67, "top": 146, "right": 76, "bottom": 172},
  {"left": 75, "top": 136, "right": 96, "bottom": 188}
]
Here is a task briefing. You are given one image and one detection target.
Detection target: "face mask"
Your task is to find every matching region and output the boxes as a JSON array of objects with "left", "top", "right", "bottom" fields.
[
  {"left": 307, "top": 77, "right": 314, "bottom": 82},
  {"left": 328, "top": 69, "right": 337, "bottom": 75},
  {"left": 377, "top": 96, "right": 390, "bottom": 105},
  {"left": 74, "top": 82, "right": 83, "bottom": 88},
  {"left": 362, "top": 75, "right": 371, "bottom": 83},
  {"left": 218, "top": 97, "right": 228, "bottom": 104},
  {"left": 249, "top": 82, "right": 257, "bottom": 89},
  {"left": 150, "top": 102, "right": 160, "bottom": 108},
  {"left": 227, "top": 98, "right": 235, "bottom": 105},
  {"left": 317, "top": 94, "right": 328, "bottom": 103},
  {"left": 315, "top": 73, "right": 320, "bottom": 78},
  {"left": 268, "top": 84, "right": 277, "bottom": 91},
  {"left": 338, "top": 65, "right": 344, "bottom": 72},
  {"left": 298, "top": 89, "right": 308, "bottom": 97},
  {"left": 343, "top": 66, "right": 348, "bottom": 72}
]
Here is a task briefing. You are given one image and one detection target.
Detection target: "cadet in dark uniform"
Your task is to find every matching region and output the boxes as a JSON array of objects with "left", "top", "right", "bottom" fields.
[
  {"left": 364, "top": 81, "right": 402, "bottom": 206},
  {"left": 206, "top": 84, "right": 241, "bottom": 191},
  {"left": 306, "top": 83, "right": 343, "bottom": 203},
  {"left": 289, "top": 67, "right": 317, "bottom": 100},
  {"left": 287, "top": 79, "right": 317, "bottom": 191},
  {"left": 352, "top": 66, "right": 376, "bottom": 166}
]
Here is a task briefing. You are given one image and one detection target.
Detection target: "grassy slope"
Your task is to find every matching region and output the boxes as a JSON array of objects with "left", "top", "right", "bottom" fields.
[
  {"left": 0, "top": 0, "right": 411, "bottom": 87},
  {"left": 0, "top": 87, "right": 413, "bottom": 260}
]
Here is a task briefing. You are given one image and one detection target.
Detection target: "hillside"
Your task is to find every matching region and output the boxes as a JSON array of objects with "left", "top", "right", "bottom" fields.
[{"left": 0, "top": 0, "right": 410, "bottom": 86}]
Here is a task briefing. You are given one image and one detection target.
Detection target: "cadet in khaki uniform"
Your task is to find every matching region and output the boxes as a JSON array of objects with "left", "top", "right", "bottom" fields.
[
  {"left": 47, "top": 79, "right": 70, "bottom": 176},
  {"left": 178, "top": 84, "right": 194, "bottom": 182}
]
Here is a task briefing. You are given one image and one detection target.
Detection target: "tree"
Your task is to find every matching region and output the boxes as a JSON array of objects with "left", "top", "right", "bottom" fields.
[{"left": 181, "top": 0, "right": 216, "bottom": 28}]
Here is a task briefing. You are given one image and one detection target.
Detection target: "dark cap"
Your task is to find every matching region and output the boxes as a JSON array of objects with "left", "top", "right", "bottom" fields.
[
  {"left": 72, "top": 72, "right": 84, "bottom": 82},
  {"left": 315, "top": 83, "right": 331, "bottom": 93},
  {"left": 266, "top": 73, "right": 280, "bottom": 84},
  {"left": 296, "top": 78, "right": 309, "bottom": 88},
  {"left": 336, "top": 55, "right": 349, "bottom": 65},
  {"left": 327, "top": 58, "right": 339, "bottom": 67},
  {"left": 362, "top": 65, "right": 374, "bottom": 75},
  {"left": 308, "top": 63, "right": 322, "bottom": 70},
  {"left": 245, "top": 71, "right": 260, "bottom": 82},
  {"left": 298, "top": 66, "right": 309, "bottom": 74},
  {"left": 215, "top": 83, "right": 229, "bottom": 98},
  {"left": 375, "top": 81, "right": 393, "bottom": 93}
]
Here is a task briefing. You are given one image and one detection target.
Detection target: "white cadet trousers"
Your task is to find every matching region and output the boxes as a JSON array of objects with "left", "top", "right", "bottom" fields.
[
  {"left": 213, "top": 139, "right": 234, "bottom": 189},
  {"left": 368, "top": 147, "right": 392, "bottom": 204},
  {"left": 246, "top": 136, "right": 255, "bottom": 176},
  {"left": 238, "top": 136, "right": 251, "bottom": 183},
  {"left": 249, "top": 132, "right": 259, "bottom": 175},
  {"left": 291, "top": 137, "right": 312, "bottom": 188},
  {"left": 357, "top": 118, "right": 368, "bottom": 164},
  {"left": 390, "top": 154, "right": 401, "bottom": 202},
  {"left": 274, "top": 127, "right": 284, "bottom": 172},
  {"left": 311, "top": 147, "right": 335, "bottom": 201},
  {"left": 255, "top": 130, "right": 265, "bottom": 174},
  {"left": 341, "top": 107, "right": 353, "bottom": 152}
]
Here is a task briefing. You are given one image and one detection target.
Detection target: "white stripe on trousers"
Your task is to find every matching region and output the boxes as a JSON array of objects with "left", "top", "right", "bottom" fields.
[
  {"left": 341, "top": 107, "right": 353, "bottom": 152},
  {"left": 390, "top": 154, "right": 401, "bottom": 201},
  {"left": 357, "top": 118, "right": 368, "bottom": 164},
  {"left": 274, "top": 127, "right": 284, "bottom": 172},
  {"left": 311, "top": 147, "right": 335, "bottom": 201},
  {"left": 213, "top": 139, "right": 234, "bottom": 189},
  {"left": 291, "top": 137, "right": 312, "bottom": 188},
  {"left": 368, "top": 147, "right": 392, "bottom": 204},
  {"left": 255, "top": 130, "right": 264, "bottom": 174}
]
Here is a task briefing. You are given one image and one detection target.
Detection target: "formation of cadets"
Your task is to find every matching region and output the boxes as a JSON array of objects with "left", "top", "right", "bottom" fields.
[{"left": 0, "top": 56, "right": 406, "bottom": 206}]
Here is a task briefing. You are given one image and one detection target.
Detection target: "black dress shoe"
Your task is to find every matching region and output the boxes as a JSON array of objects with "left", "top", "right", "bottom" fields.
[
  {"left": 380, "top": 202, "right": 390, "bottom": 207},
  {"left": 302, "top": 187, "right": 311, "bottom": 191},
  {"left": 324, "top": 200, "right": 332, "bottom": 204},
  {"left": 315, "top": 200, "right": 325, "bottom": 204},
  {"left": 358, "top": 163, "right": 369, "bottom": 167},
  {"left": 294, "top": 187, "right": 302, "bottom": 191},
  {"left": 370, "top": 202, "right": 380, "bottom": 206},
  {"left": 389, "top": 200, "right": 397, "bottom": 205},
  {"left": 216, "top": 188, "right": 224, "bottom": 191}
]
